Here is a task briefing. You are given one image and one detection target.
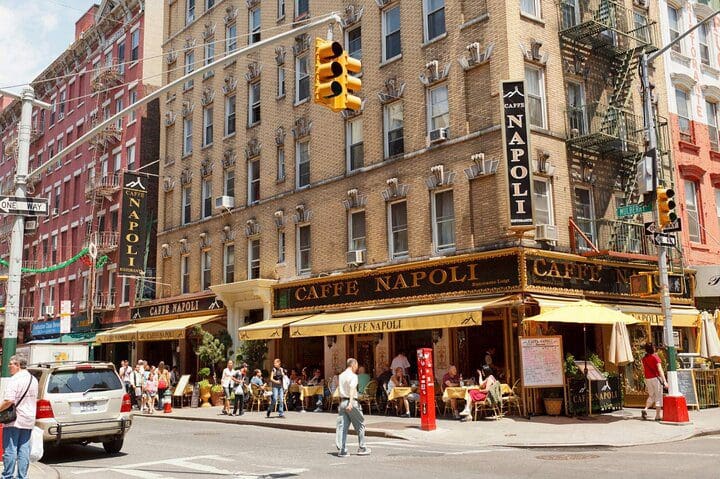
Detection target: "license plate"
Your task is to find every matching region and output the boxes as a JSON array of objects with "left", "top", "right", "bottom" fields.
[{"left": 80, "top": 401, "right": 97, "bottom": 413}]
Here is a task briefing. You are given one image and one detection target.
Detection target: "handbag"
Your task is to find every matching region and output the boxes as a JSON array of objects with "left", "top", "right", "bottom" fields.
[
  {"left": 0, "top": 376, "right": 33, "bottom": 424},
  {"left": 158, "top": 379, "right": 168, "bottom": 389}
]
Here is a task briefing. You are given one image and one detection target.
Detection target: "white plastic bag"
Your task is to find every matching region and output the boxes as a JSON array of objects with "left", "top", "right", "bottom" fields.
[{"left": 29, "top": 426, "right": 44, "bottom": 462}]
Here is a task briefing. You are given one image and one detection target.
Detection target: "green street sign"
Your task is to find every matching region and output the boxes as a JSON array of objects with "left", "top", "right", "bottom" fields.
[{"left": 616, "top": 202, "right": 653, "bottom": 218}]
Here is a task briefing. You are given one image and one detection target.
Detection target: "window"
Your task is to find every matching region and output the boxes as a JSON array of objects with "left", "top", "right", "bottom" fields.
[
  {"left": 533, "top": 178, "right": 554, "bottom": 225},
  {"left": 348, "top": 210, "right": 368, "bottom": 253},
  {"left": 51, "top": 234, "right": 58, "bottom": 263},
  {"left": 296, "top": 141, "right": 310, "bottom": 188},
  {"left": 183, "top": 118, "right": 193, "bottom": 155},
  {"left": 668, "top": 6, "right": 682, "bottom": 54},
  {"left": 131, "top": 28, "right": 140, "bottom": 61},
  {"left": 115, "top": 98, "right": 123, "bottom": 129},
  {"left": 525, "top": 65, "right": 546, "bottom": 128},
  {"left": 675, "top": 88, "right": 691, "bottom": 142},
  {"left": 186, "top": 0, "right": 196, "bottom": 24},
  {"left": 182, "top": 186, "right": 192, "bottom": 224},
  {"left": 685, "top": 179, "right": 701, "bottom": 242},
  {"left": 54, "top": 186, "right": 61, "bottom": 212},
  {"left": 278, "top": 230, "right": 286, "bottom": 263},
  {"left": 248, "top": 239, "right": 260, "bottom": 279},
  {"left": 224, "top": 244, "right": 234, "bottom": 283},
  {"left": 295, "top": 0, "right": 308, "bottom": 19},
  {"left": 203, "top": 106, "right": 213, "bottom": 146},
  {"left": 428, "top": 84, "right": 449, "bottom": 132},
  {"left": 521, "top": 0, "right": 540, "bottom": 17},
  {"left": 346, "top": 26, "right": 362, "bottom": 61},
  {"left": 278, "top": 0, "right": 285, "bottom": 18},
  {"left": 128, "top": 88, "right": 138, "bottom": 122},
  {"left": 633, "top": 11, "right": 650, "bottom": 44},
  {"left": 117, "top": 41, "right": 126, "bottom": 74},
  {"left": 225, "top": 95, "right": 236, "bottom": 136},
  {"left": 121, "top": 277, "right": 131, "bottom": 304},
  {"left": 248, "top": 82, "right": 261, "bottom": 125},
  {"left": 277, "top": 146, "right": 286, "bottom": 180},
  {"left": 567, "top": 82, "right": 587, "bottom": 135},
  {"left": 181, "top": 256, "right": 190, "bottom": 294},
  {"left": 201, "top": 250, "right": 211, "bottom": 289},
  {"left": 277, "top": 65, "right": 286, "bottom": 97},
  {"left": 59, "top": 90, "right": 66, "bottom": 119},
  {"left": 202, "top": 178, "right": 212, "bottom": 218},
  {"left": 574, "top": 187, "right": 596, "bottom": 249},
  {"left": 126, "top": 144, "right": 136, "bottom": 171},
  {"left": 224, "top": 168, "right": 235, "bottom": 197},
  {"left": 184, "top": 51, "right": 195, "bottom": 90},
  {"left": 388, "top": 201, "right": 408, "bottom": 258},
  {"left": 699, "top": 22, "right": 711, "bottom": 66},
  {"left": 249, "top": 8, "right": 261, "bottom": 44},
  {"left": 716, "top": 188, "right": 720, "bottom": 232},
  {"left": 424, "top": 0, "right": 445, "bottom": 42},
  {"left": 226, "top": 24, "right": 237, "bottom": 53},
  {"left": 297, "top": 225, "right": 311, "bottom": 273},
  {"left": 205, "top": 40, "right": 215, "bottom": 66},
  {"left": 248, "top": 159, "right": 260, "bottom": 204},
  {"left": 707, "top": 101, "right": 719, "bottom": 151},
  {"left": 384, "top": 102, "right": 404, "bottom": 158},
  {"left": 346, "top": 119, "right": 364, "bottom": 171},
  {"left": 113, "top": 150, "right": 122, "bottom": 173},
  {"left": 206, "top": 0, "right": 215, "bottom": 10},
  {"left": 432, "top": 190, "right": 455, "bottom": 251},
  {"left": 295, "top": 55, "right": 309, "bottom": 103},
  {"left": 382, "top": 6, "right": 401, "bottom": 61}
]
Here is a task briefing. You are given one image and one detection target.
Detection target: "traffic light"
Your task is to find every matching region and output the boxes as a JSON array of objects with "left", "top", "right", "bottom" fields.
[
  {"left": 656, "top": 187, "right": 677, "bottom": 228},
  {"left": 314, "top": 38, "right": 362, "bottom": 112}
]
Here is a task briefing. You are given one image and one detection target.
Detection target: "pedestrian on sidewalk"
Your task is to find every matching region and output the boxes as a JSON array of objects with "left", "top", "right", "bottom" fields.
[
  {"left": 221, "top": 360, "right": 234, "bottom": 415},
  {"left": 144, "top": 372, "right": 158, "bottom": 414},
  {"left": 119, "top": 360, "right": 135, "bottom": 408},
  {"left": 156, "top": 362, "right": 171, "bottom": 410},
  {"left": 642, "top": 343, "right": 667, "bottom": 421},
  {"left": 132, "top": 362, "right": 145, "bottom": 412},
  {"left": 0, "top": 355, "right": 39, "bottom": 479},
  {"left": 231, "top": 367, "right": 247, "bottom": 416},
  {"left": 267, "top": 358, "right": 287, "bottom": 418},
  {"left": 335, "top": 358, "right": 370, "bottom": 457}
]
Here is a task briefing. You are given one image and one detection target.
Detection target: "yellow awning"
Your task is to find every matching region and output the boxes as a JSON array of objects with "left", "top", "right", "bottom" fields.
[
  {"left": 525, "top": 299, "right": 640, "bottom": 325},
  {"left": 237, "top": 315, "right": 311, "bottom": 340},
  {"left": 95, "top": 324, "right": 141, "bottom": 344},
  {"left": 137, "top": 315, "right": 221, "bottom": 341},
  {"left": 288, "top": 296, "right": 515, "bottom": 338}
]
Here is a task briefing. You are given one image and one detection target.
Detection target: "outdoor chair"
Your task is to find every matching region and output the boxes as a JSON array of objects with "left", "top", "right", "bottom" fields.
[
  {"left": 473, "top": 381, "right": 503, "bottom": 421},
  {"left": 250, "top": 384, "right": 269, "bottom": 412},
  {"left": 358, "top": 380, "right": 379, "bottom": 414},
  {"left": 502, "top": 380, "right": 522, "bottom": 416}
]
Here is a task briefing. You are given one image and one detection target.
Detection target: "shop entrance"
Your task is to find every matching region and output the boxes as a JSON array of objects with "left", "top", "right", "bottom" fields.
[
  {"left": 457, "top": 319, "right": 506, "bottom": 380},
  {"left": 278, "top": 337, "right": 324, "bottom": 375},
  {"left": 392, "top": 330, "right": 433, "bottom": 380},
  {"left": 349, "top": 335, "right": 377, "bottom": 377},
  {"left": 142, "top": 341, "right": 174, "bottom": 369}
]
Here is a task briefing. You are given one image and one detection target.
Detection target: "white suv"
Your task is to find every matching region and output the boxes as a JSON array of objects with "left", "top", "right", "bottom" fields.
[{"left": 28, "top": 362, "right": 133, "bottom": 453}]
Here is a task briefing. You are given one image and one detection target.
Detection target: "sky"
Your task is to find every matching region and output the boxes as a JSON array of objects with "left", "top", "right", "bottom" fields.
[{"left": 0, "top": 0, "right": 97, "bottom": 93}]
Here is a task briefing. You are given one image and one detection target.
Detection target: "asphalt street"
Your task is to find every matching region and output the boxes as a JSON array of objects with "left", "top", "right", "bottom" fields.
[{"left": 42, "top": 416, "right": 720, "bottom": 479}]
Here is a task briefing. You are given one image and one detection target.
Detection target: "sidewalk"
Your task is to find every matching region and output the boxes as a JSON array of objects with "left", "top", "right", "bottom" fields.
[
  {"left": 0, "top": 462, "right": 59, "bottom": 479},
  {"left": 140, "top": 404, "right": 720, "bottom": 448}
]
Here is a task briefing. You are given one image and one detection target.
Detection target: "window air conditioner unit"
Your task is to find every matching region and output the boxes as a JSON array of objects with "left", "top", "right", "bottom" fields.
[
  {"left": 535, "top": 224, "right": 558, "bottom": 242},
  {"left": 346, "top": 249, "right": 365, "bottom": 265},
  {"left": 43, "top": 305, "right": 54, "bottom": 316},
  {"left": 215, "top": 196, "right": 235, "bottom": 209},
  {"left": 428, "top": 127, "right": 448, "bottom": 144}
]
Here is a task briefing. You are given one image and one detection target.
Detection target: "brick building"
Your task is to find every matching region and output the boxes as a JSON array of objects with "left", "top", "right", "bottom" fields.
[
  {"left": 0, "top": 0, "right": 162, "bottom": 356},
  {"left": 657, "top": 1, "right": 720, "bottom": 309},
  {"left": 90, "top": 0, "right": 699, "bottom": 401}
]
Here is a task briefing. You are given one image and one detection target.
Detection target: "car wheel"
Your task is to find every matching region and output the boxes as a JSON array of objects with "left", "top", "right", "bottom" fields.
[{"left": 102, "top": 437, "right": 124, "bottom": 454}]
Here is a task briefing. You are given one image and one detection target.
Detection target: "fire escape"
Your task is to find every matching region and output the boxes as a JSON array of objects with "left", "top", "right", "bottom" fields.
[{"left": 558, "top": 0, "right": 667, "bottom": 261}]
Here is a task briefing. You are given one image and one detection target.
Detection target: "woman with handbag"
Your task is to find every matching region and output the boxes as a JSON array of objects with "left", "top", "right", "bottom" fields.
[
  {"left": 0, "top": 355, "right": 38, "bottom": 479},
  {"left": 156, "top": 362, "right": 170, "bottom": 410}
]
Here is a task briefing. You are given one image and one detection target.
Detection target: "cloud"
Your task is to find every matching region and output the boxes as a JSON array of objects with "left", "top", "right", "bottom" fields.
[{"left": 0, "top": 1, "right": 95, "bottom": 93}]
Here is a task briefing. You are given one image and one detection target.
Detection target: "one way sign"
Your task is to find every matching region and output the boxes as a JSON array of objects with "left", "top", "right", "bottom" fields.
[{"left": 652, "top": 232, "right": 677, "bottom": 247}]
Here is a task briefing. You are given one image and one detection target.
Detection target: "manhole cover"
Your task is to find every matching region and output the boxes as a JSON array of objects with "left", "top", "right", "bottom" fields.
[{"left": 536, "top": 454, "right": 600, "bottom": 461}]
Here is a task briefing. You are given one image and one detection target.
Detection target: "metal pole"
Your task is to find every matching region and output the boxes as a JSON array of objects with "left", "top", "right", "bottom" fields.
[
  {"left": 2, "top": 87, "right": 35, "bottom": 377},
  {"left": 640, "top": 53, "right": 679, "bottom": 396}
]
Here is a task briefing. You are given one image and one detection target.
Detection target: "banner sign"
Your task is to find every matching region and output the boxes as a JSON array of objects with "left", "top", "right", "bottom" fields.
[
  {"left": 31, "top": 319, "right": 61, "bottom": 337},
  {"left": 501, "top": 80, "right": 534, "bottom": 229},
  {"left": 131, "top": 296, "right": 224, "bottom": 320},
  {"left": 567, "top": 377, "right": 622, "bottom": 416},
  {"left": 118, "top": 172, "right": 149, "bottom": 276}
]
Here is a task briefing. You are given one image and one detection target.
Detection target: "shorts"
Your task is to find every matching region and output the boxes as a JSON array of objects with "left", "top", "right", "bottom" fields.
[{"left": 645, "top": 377, "right": 663, "bottom": 407}]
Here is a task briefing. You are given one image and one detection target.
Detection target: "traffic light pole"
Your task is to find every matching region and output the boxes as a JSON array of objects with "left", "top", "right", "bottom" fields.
[{"left": 0, "top": 87, "right": 51, "bottom": 377}]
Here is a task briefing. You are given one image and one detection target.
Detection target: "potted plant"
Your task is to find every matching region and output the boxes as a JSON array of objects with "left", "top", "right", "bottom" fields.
[
  {"left": 543, "top": 389, "right": 564, "bottom": 416},
  {"left": 210, "top": 384, "right": 224, "bottom": 406},
  {"left": 197, "top": 368, "right": 212, "bottom": 407}
]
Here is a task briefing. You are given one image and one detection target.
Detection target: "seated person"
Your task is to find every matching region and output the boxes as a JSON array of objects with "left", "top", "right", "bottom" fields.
[
  {"left": 287, "top": 369, "right": 302, "bottom": 410},
  {"left": 357, "top": 366, "right": 372, "bottom": 394},
  {"left": 387, "top": 367, "right": 419, "bottom": 418},
  {"left": 305, "top": 368, "right": 325, "bottom": 412},
  {"left": 442, "top": 365, "right": 462, "bottom": 419},
  {"left": 460, "top": 365, "right": 498, "bottom": 419},
  {"left": 251, "top": 369, "right": 272, "bottom": 397}
]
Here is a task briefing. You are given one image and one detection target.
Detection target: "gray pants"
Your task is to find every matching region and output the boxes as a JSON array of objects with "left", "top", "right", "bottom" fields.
[{"left": 336, "top": 399, "right": 366, "bottom": 452}]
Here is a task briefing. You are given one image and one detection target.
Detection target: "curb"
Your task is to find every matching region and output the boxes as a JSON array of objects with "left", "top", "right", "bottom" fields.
[{"left": 139, "top": 413, "right": 406, "bottom": 440}]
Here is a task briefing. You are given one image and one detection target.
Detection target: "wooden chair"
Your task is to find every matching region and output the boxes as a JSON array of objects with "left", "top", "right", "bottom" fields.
[
  {"left": 327, "top": 388, "right": 340, "bottom": 411},
  {"left": 502, "top": 380, "right": 522, "bottom": 416},
  {"left": 249, "top": 384, "right": 268, "bottom": 412},
  {"left": 473, "top": 381, "right": 503, "bottom": 421},
  {"left": 358, "top": 380, "right": 379, "bottom": 414},
  {"left": 384, "top": 385, "right": 400, "bottom": 416}
]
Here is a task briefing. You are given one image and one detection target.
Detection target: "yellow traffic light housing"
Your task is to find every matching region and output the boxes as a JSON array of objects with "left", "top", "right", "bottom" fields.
[
  {"left": 656, "top": 187, "right": 677, "bottom": 228},
  {"left": 314, "top": 38, "right": 362, "bottom": 112}
]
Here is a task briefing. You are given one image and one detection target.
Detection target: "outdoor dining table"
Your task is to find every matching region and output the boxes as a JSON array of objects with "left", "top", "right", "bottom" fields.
[
  {"left": 387, "top": 386, "right": 413, "bottom": 401},
  {"left": 442, "top": 386, "right": 479, "bottom": 402}
]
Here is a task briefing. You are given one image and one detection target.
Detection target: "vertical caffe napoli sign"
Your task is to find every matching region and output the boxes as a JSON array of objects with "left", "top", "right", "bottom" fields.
[
  {"left": 501, "top": 80, "right": 534, "bottom": 229},
  {"left": 118, "top": 172, "right": 149, "bottom": 275}
]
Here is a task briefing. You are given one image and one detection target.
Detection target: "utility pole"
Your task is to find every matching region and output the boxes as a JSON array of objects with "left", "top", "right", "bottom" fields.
[
  {"left": 0, "top": 87, "right": 51, "bottom": 377},
  {"left": 639, "top": 8, "right": 720, "bottom": 423}
]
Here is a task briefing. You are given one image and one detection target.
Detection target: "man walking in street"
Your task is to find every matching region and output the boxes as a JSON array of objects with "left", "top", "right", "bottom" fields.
[
  {"left": 0, "top": 355, "right": 38, "bottom": 479},
  {"left": 267, "top": 358, "right": 286, "bottom": 418},
  {"left": 335, "top": 358, "right": 370, "bottom": 457}
]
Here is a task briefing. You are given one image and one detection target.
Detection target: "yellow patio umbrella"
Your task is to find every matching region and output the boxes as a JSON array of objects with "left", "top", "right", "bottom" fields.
[
  {"left": 524, "top": 300, "right": 641, "bottom": 325},
  {"left": 697, "top": 311, "right": 720, "bottom": 361},
  {"left": 608, "top": 321, "right": 634, "bottom": 366}
]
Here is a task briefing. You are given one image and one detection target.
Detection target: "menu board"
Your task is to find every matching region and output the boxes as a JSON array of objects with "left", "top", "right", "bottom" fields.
[
  {"left": 519, "top": 336, "right": 565, "bottom": 388},
  {"left": 190, "top": 384, "right": 200, "bottom": 408},
  {"left": 172, "top": 375, "right": 191, "bottom": 397},
  {"left": 677, "top": 369, "right": 699, "bottom": 409}
]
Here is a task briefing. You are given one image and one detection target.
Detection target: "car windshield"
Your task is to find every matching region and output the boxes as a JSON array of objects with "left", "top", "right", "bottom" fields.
[{"left": 47, "top": 369, "right": 122, "bottom": 394}]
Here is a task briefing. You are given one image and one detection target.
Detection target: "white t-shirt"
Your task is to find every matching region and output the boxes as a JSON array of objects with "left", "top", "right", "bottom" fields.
[
  {"left": 3, "top": 369, "right": 38, "bottom": 430},
  {"left": 221, "top": 368, "right": 234, "bottom": 388},
  {"left": 391, "top": 354, "right": 411, "bottom": 372},
  {"left": 338, "top": 369, "right": 358, "bottom": 399}
]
